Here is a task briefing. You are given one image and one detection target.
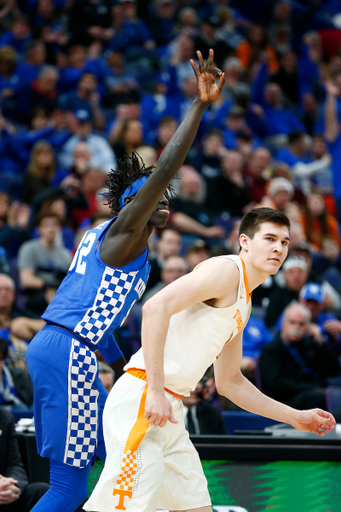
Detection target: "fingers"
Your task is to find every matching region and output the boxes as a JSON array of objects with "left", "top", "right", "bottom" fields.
[
  {"left": 217, "top": 71, "right": 225, "bottom": 93},
  {"left": 190, "top": 59, "right": 199, "bottom": 78},
  {"left": 197, "top": 50, "right": 205, "bottom": 73},
  {"left": 206, "top": 48, "right": 214, "bottom": 72}
]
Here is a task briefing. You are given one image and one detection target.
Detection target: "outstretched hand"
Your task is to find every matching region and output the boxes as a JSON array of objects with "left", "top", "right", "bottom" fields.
[
  {"left": 292, "top": 408, "right": 336, "bottom": 436},
  {"left": 190, "top": 49, "right": 225, "bottom": 105}
]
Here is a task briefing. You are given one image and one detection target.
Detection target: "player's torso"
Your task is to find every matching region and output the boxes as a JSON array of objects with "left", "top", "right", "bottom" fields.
[
  {"left": 42, "top": 218, "right": 150, "bottom": 348},
  {"left": 127, "top": 255, "right": 251, "bottom": 395}
]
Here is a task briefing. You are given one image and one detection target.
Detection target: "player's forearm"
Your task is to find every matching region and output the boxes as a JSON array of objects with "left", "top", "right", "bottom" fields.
[
  {"left": 219, "top": 373, "right": 300, "bottom": 426},
  {"left": 156, "top": 98, "right": 207, "bottom": 179},
  {"left": 141, "top": 299, "right": 171, "bottom": 393}
]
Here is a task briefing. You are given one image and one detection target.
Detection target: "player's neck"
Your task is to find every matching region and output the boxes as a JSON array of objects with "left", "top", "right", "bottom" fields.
[{"left": 240, "top": 254, "right": 270, "bottom": 293}]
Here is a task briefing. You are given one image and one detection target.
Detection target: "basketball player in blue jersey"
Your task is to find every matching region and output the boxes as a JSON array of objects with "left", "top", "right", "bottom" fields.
[{"left": 25, "top": 49, "right": 225, "bottom": 512}]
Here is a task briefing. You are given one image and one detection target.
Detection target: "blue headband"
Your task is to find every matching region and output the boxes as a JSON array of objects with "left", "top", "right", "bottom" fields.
[{"left": 119, "top": 176, "right": 148, "bottom": 208}]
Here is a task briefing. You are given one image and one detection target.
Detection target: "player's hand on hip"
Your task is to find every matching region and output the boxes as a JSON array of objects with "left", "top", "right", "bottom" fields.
[
  {"left": 190, "top": 49, "right": 225, "bottom": 104},
  {"left": 144, "top": 390, "right": 178, "bottom": 428},
  {"left": 292, "top": 408, "right": 336, "bottom": 436}
]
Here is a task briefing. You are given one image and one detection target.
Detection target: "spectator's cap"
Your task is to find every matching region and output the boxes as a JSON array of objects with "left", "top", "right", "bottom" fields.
[
  {"left": 291, "top": 240, "right": 312, "bottom": 256},
  {"left": 186, "top": 239, "right": 210, "bottom": 254},
  {"left": 282, "top": 256, "right": 307, "bottom": 272},
  {"left": 228, "top": 105, "right": 245, "bottom": 118},
  {"left": 206, "top": 15, "right": 221, "bottom": 27},
  {"left": 299, "top": 282, "right": 324, "bottom": 303},
  {"left": 267, "top": 177, "right": 294, "bottom": 198},
  {"left": 74, "top": 109, "right": 91, "bottom": 122}
]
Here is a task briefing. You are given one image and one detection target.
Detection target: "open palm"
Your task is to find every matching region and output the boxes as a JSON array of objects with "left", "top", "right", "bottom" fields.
[{"left": 190, "top": 49, "right": 225, "bottom": 104}]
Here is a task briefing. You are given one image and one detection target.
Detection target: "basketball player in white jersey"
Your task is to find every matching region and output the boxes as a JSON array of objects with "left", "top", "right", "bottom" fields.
[{"left": 85, "top": 208, "right": 336, "bottom": 512}]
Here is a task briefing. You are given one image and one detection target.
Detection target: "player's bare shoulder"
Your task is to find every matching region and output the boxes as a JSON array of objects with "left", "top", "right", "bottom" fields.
[{"left": 193, "top": 256, "right": 240, "bottom": 306}]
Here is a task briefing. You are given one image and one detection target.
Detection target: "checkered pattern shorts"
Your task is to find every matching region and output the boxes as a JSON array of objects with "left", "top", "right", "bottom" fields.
[
  {"left": 74, "top": 268, "right": 137, "bottom": 344},
  {"left": 64, "top": 339, "right": 99, "bottom": 468}
]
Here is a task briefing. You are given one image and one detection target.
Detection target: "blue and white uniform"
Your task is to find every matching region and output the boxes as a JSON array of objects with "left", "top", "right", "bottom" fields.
[{"left": 26, "top": 218, "right": 150, "bottom": 469}]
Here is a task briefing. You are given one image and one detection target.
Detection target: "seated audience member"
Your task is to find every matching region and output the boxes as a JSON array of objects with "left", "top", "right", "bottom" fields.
[
  {"left": 301, "top": 192, "right": 340, "bottom": 251},
  {"left": 191, "top": 129, "right": 225, "bottom": 181},
  {"left": 275, "top": 131, "right": 331, "bottom": 195},
  {"left": 111, "top": 119, "right": 144, "bottom": 161},
  {"left": 0, "top": 193, "right": 30, "bottom": 260},
  {"left": 17, "top": 212, "right": 72, "bottom": 315},
  {"left": 21, "top": 141, "right": 67, "bottom": 204},
  {"left": 183, "top": 377, "right": 227, "bottom": 435},
  {"left": 58, "top": 109, "right": 117, "bottom": 172},
  {"left": 313, "top": 236, "right": 341, "bottom": 292},
  {"left": 170, "top": 166, "right": 225, "bottom": 239},
  {"left": 259, "top": 177, "right": 303, "bottom": 228},
  {"left": 265, "top": 257, "right": 309, "bottom": 329},
  {"left": 206, "top": 150, "right": 252, "bottom": 217},
  {"left": 259, "top": 303, "right": 341, "bottom": 410},
  {"left": 32, "top": 197, "right": 75, "bottom": 252},
  {"left": 153, "top": 116, "right": 178, "bottom": 158},
  {"left": 0, "top": 406, "right": 49, "bottom": 510},
  {"left": 299, "top": 282, "right": 341, "bottom": 354},
  {"left": 243, "top": 147, "right": 271, "bottom": 204},
  {"left": 308, "top": 135, "right": 335, "bottom": 213},
  {"left": 185, "top": 239, "right": 210, "bottom": 272},
  {"left": 141, "top": 255, "right": 188, "bottom": 304},
  {"left": 0, "top": 338, "right": 32, "bottom": 411},
  {"left": 69, "top": 141, "right": 92, "bottom": 178},
  {"left": 70, "top": 166, "right": 107, "bottom": 229},
  {"left": 241, "top": 315, "right": 272, "bottom": 383},
  {"left": 98, "top": 361, "right": 115, "bottom": 393},
  {"left": 147, "top": 228, "right": 182, "bottom": 291},
  {"left": 58, "top": 72, "right": 105, "bottom": 131}
]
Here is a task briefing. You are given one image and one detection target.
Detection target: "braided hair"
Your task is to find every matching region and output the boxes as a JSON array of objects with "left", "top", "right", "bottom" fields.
[{"left": 105, "top": 151, "right": 174, "bottom": 215}]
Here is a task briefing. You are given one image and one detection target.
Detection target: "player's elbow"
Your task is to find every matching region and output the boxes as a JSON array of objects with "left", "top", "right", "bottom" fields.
[{"left": 142, "top": 296, "right": 166, "bottom": 318}]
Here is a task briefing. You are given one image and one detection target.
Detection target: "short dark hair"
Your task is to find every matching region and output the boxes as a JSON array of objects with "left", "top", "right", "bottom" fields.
[
  {"left": 36, "top": 211, "right": 62, "bottom": 227},
  {"left": 239, "top": 207, "right": 290, "bottom": 239},
  {"left": 288, "top": 131, "right": 304, "bottom": 145}
]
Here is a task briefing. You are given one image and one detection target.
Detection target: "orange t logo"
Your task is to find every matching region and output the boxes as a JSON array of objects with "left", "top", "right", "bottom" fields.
[
  {"left": 233, "top": 309, "right": 243, "bottom": 332},
  {"left": 114, "top": 489, "right": 133, "bottom": 510}
]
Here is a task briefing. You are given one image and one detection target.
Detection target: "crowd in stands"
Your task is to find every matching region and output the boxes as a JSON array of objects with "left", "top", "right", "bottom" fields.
[{"left": 1, "top": 0, "right": 341, "bottom": 432}]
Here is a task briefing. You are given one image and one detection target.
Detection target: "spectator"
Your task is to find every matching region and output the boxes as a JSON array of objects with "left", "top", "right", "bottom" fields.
[
  {"left": 0, "top": 16, "right": 31, "bottom": 57},
  {"left": 170, "top": 166, "right": 225, "bottom": 240},
  {"left": 141, "top": 255, "right": 188, "bottom": 304},
  {"left": 192, "top": 14, "right": 232, "bottom": 69},
  {"left": 259, "top": 177, "right": 302, "bottom": 228},
  {"left": 69, "top": 166, "right": 107, "bottom": 229},
  {"left": 185, "top": 239, "right": 210, "bottom": 272},
  {"left": 301, "top": 192, "right": 340, "bottom": 251},
  {"left": 244, "top": 147, "right": 271, "bottom": 204},
  {"left": 259, "top": 303, "right": 340, "bottom": 410},
  {"left": 111, "top": 118, "right": 144, "bottom": 161},
  {"left": 98, "top": 361, "right": 115, "bottom": 393},
  {"left": 0, "top": 45, "right": 19, "bottom": 119},
  {"left": 207, "top": 150, "right": 252, "bottom": 217},
  {"left": 28, "top": 64, "right": 59, "bottom": 115},
  {"left": 241, "top": 314, "right": 272, "bottom": 383},
  {"left": 265, "top": 256, "right": 309, "bottom": 329},
  {"left": 0, "top": 193, "right": 30, "bottom": 260},
  {"left": 68, "top": 141, "right": 91, "bottom": 178},
  {"left": 275, "top": 131, "right": 331, "bottom": 195},
  {"left": 237, "top": 25, "right": 279, "bottom": 73},
  {"left": 308, "top": 135, "right": 335, "bottom": 213},
  {"left": 313, "top": 236, "right": 341, "bottom": 292},
  {"left": 147, "top": 227, "right": 182, "bottom": 291},
  {"left": 58, "top": 109, "right": 117, "bottom": 172},
  {"left": 0, "top": 407, "right": 49, "bottom": 510},
  {"left": 104, "top": 49, "right": 139, "bottom": 108},
  {"left": 67, "top": 0, "right": 112, "bottom": 47},
  {"left": 17, "top": 212, "right": 72, "bottom": 315},
  {"left": 153, "top": 116, "right": 178, "bottom": 158},
  {"left": 21, "top": 141, "right": 67, "bottom": 204},
  {"left": 183, "top": 377, "right": 227, "bottom": 435},
  {"left": 299, "top": 282, "right": 341, "bottom": 354},
  {"left": 0, "top": 338, "right": 31, "bottom": 410},
  {"left": 58, "top": 72, "right": 105, "bottom": 131}
]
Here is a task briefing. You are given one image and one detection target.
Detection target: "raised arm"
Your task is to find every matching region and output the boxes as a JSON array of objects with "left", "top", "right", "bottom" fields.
[
  {"left": 118, "top": 49, "right": 225, "bottom": 231},
  {"left": 324, "top": 81, "right": 339, "bottom": 143}
]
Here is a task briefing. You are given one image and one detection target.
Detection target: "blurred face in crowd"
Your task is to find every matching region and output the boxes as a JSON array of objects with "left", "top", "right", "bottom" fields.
[
  {"left": 306, "top": 193, "right": 325, "bottom": 217},
  {"left": 284, "top": 266, "right": 308, "bottom": 292},
  {"left": 157, "top": 230, "right": 181, "bottom": 259},
  {"left": 161, "top": 256, "right": 188, "bottom": 286},
  {"left": 272, "top": 189, "right": 291, "bottom": 210},
  {"left": 321, "top": 238, "right": 340, "bottom": 261},
  {"left": 302, "top": 93, "right": 317, "bottom": 115},
  {"left": 83, "top": 169, "right": 106, "bottom": 195},
  {"left": 40, "top": 70, "right": 58, "bottom": 92},
  {"left": 69, "top": 46, "right": 87, "bottom": 68},
  {"left": 203, "top": 133, "right": 224, "bottom": 157},
  {"left": 180, "top": 167, "right": 202, "bottom": 197},
  {"left": 249, "top": 148, "right": 270, "bottom": 177},
  {"left": 249, "top": 26, "right": 265, "bottom": 46},
  {"left": 0, "top": 275, "right": 15, "bottom": 312},
  {"left": 312, "top": 136, "right": 326, "bottom": 159},
  {"left": 28, "top": 43, "right": 46, "bottom": 66},
  {"left": 0, "top": 194, "right": 10, "bottom": 221},
  {"left": 36, "top": 146, "right": 54, "bottom": 168},
  {"left": 299, "top": 297, "right": 322, "bottom": 323},
  {"left": 181, "top": 76, "right": 197, "bottom": 99},
  {"left": 73, "top": 142, "right": 91, "bottom": 168},
  {"left": 281, "top": 51, "right": 296, "bottom": 73},
  {"left": 79, "top": 73, "right": 97, "bottom": 94},
  {"left": 49, "top": 199, "right": 67, "bottom": 223},
  {"left": 99, "top": 370, "right": 114, "bottom": 393},
  {"left": 12, "top": 19, "right": 30, "bottom": 39},
  {"left": 76, "top": 119, "right": 92, "bottom": 138},
  {"left": 265, "top": 83, "right": 282, "bottom": 107},
  {"left": 38, "top": 216, "right": 61, "bottom": 244},
  {"left": 31, "top": 110, "right": 49, "bottom": 130},
  {"left": 123, "top": 120, "right": 143, "bottom": 147},
  {"left": 186, "top": 247, "right": 210, "bottom": 272},
  {"left": 158, "top": 120, "right": 177, "bottom": 146},
  {"left": 226, "top": 114, "right": 244, "bottom": 132},
  {"left": 281, "top": 305, "right": 309, "bottom": 344},
  {"left": 221, "top": 151, "right": 243, "bottom": 178}
]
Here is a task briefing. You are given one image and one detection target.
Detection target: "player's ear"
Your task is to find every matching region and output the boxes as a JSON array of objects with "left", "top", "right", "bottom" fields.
[{"left": 239, "top": 233, "right": 248, "bottom": 251}]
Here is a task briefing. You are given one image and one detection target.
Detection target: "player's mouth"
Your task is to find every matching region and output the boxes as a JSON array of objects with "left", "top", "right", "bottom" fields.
[
  {"left": 269, "top": 257, "right": 281, "bottom": 264},
  {"left": 157, "top": 208, "right": 170, "bottom": 215}
]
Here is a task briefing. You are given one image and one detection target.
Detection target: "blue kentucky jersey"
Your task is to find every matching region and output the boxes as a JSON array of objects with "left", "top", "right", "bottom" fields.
[{"left": 42, "top": 218, "right": 150, "bottom": 352}]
